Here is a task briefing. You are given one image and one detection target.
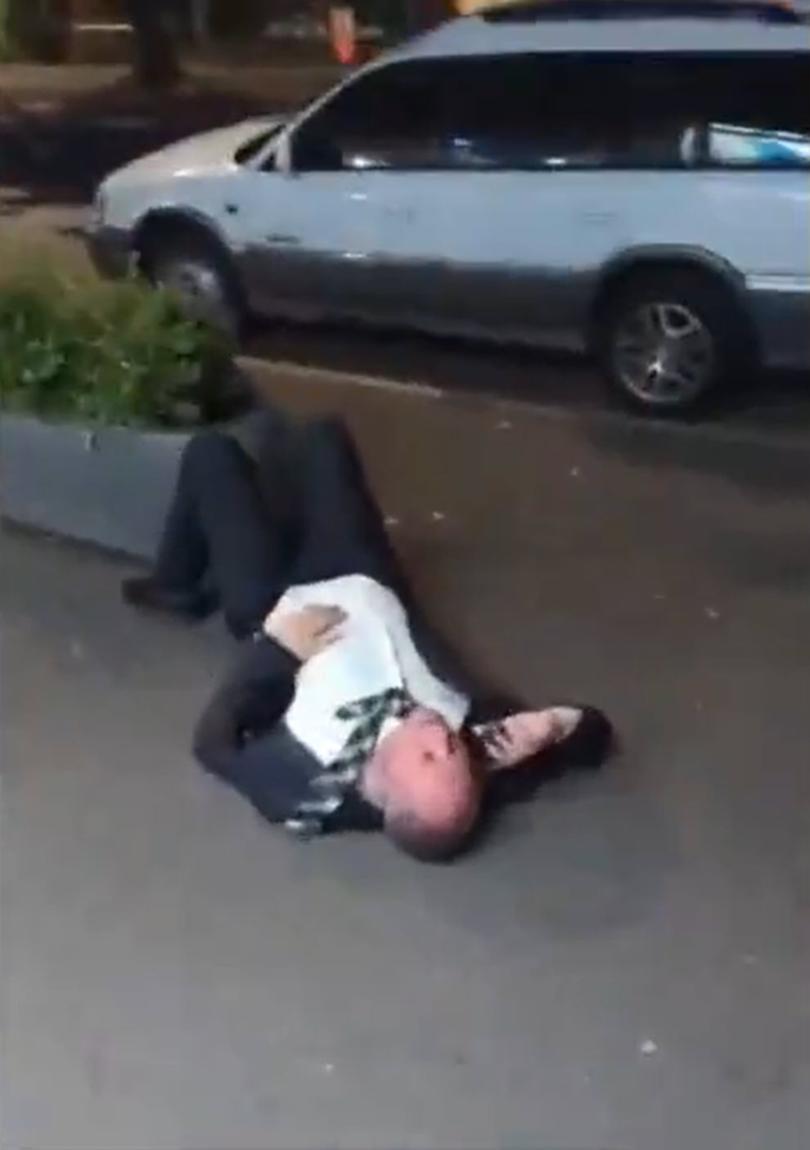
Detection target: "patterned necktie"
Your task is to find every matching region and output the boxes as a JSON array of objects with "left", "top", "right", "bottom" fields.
[
  {"left": 284, "top": 688, "right": 417, "bottom": 839},
  {"left": 329, "top": 687, "right": 418, "bottom": 780}
]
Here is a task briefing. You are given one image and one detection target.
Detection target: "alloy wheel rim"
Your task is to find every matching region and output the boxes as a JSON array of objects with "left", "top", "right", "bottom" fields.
[
  {"left": 160, "top": 258, "right": 228, "bottom": 326},
  {"left": 613, "top": 301, "right": 715, "bottom": 406}
]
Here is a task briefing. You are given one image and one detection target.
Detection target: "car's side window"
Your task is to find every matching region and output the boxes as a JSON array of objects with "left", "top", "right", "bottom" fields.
[
  {"left": 695, "top": 55, "right": 810, "bottom": 170},
  {"left": 575, "top": 57, "right": 705, "bottom": 170},
  {"left": 591, "top": 53, "right": 810, "bottom": 171},
  {"left": 438, "top": 57, "right": 561, "bottom": 171},
  {"left": 437, "top": 54, "right": 699, "bottom": 172},
  {"left": 291, "top": 62, "right": 447, "bottom": 172},
  {"left": 290, "top": 50, "right": 810, "bottom": 176}
]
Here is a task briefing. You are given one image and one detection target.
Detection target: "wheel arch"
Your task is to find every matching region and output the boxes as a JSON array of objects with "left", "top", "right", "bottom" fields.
[
  {"left": 132, "top": 206, "right": 247, "bottom": 325},
  {"left": 588, "top": 246, "right": 752, "bottom": 351},
  {"left": 132, "top": 207, "right": 234, "bottom": 275}
]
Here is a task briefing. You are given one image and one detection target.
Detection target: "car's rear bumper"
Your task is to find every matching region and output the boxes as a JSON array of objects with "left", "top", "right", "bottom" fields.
[
  {"left": 85, "top": 224, "right": 133, "bottom": 279},
  {"left": 747, "top": 275, "right": 810, "bottom": 372}
]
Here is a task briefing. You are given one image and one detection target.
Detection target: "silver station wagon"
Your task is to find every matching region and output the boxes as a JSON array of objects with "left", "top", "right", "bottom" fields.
[{"left": 89, "top": 0, "right": 810, "bottom": 415}]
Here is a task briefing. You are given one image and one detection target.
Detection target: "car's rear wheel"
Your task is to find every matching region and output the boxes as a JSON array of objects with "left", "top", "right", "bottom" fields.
[
  {"left": 596, "top": 269, "right": 752, "bottom": 416},
  {"left": 143, "top": 230, "right": 243, "bottom": 339}
]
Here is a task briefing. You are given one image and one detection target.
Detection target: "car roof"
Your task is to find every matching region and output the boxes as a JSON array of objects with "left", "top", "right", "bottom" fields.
[{"left": 387, "top": 2, "right": 810, "bottom": 61}]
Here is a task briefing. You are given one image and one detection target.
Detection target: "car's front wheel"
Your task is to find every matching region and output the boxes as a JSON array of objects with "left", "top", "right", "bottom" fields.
[
  {"left": 144, "top": 231, "right": 243, "bottom": 339},
  {"left": 597, "top": 269, "right": 751, "bottom": 416}
]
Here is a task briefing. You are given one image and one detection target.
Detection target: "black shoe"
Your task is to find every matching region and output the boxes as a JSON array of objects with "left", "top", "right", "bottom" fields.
[
  {"left": 121, "top": 576, "right": 216, "bottom": 622},
  {"left": 551, "top": 705, "right": 615, "bottom": 772}
]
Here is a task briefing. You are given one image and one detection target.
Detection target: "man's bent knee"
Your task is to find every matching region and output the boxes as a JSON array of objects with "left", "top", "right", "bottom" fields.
[{"left": 181, "top": 429, "right": 247, "bottom": 480}]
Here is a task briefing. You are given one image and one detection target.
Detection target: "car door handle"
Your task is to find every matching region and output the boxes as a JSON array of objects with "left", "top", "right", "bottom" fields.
[{"left": 266, "top": 233, "right": 300, "bottom": 246}]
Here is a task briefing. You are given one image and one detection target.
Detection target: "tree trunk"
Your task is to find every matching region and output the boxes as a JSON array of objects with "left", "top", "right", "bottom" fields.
[
  {"left": 124, "top": 0, "right": 182, "bottom": 88},
  {"left": 189, "top": 0, "right": 210, "bottom": 43}
]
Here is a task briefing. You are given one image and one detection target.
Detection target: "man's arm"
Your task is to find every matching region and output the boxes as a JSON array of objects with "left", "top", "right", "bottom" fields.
[
  {"left": 193, "top": 603, "right": 382, "bottom": 830},
  {"left": 194, "top": 602, "right": 345, "bottom": 771},
  {"left": 193, "top": 632, "right": 348, "bottom": 829},
  {"left": 192, "top": 635, "right": 301, "bottom": 778},
  {"left": 474, "top": 707, "right": 613, "bottom": 807},
  {"left": 193, "top": 628, "right": 384, "bottom": 832}
]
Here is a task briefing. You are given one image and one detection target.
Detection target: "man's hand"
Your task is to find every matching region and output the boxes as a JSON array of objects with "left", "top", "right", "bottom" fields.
[
  {"left": 474, "top": 708, "right": 580, "bottom": 771},
  {"left": 264, "top": 605, "right": 347, "bottom": 662}
]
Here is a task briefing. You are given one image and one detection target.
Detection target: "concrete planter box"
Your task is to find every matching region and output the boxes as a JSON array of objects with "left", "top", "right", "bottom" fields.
[
  {"left": 1, "top": 414, "right": 189, "bottom": 560},
  {"left": 0, "top": 400, "right": 275, "bottom": 559}
]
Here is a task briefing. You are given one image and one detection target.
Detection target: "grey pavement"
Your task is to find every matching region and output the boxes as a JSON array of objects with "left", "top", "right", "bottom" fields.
[{"left": 2, "top": 373, "right": 809, "bottom": 1150}]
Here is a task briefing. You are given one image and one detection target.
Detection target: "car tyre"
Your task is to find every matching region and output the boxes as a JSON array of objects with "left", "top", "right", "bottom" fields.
[
  {"left": 596, "top": 269, "right": 752, "bottom": 417},
  {"left": 145, "top": 230, "right": 243, "bottom": 340}
]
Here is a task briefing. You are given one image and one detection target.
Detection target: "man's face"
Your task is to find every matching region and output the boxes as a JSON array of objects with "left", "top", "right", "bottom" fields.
[{"left": 366, "top": 708, "right": 479, "bottom": 828}]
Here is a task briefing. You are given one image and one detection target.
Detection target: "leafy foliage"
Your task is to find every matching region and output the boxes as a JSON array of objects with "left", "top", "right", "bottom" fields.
[{"left": 0, "top": 271, "right": 233, "bottom": 427}]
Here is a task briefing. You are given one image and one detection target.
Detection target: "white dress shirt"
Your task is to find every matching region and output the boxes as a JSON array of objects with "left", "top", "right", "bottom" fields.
[{"left": 276, "top": 574, "right": 469, "bottom": 766}]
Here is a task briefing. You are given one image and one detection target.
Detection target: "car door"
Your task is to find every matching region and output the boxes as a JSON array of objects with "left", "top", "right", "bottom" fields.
[
  {"left": 278, "top": 52, "right": 635, "bottom": 344},
  {"left": 230, "top": 62, "right": 448, "bottom": 323},
  {"left": 400, "top": 52, "right": 648, "bottom": 345},
  {"left": 230, "top": 54, "right": 577, "bottom": 337},
  {"left": 230, "top": 165, "right": 373, "bottom": 321},
  {"left": 336, "top": 52, "right": 714, "bottom": 348}
]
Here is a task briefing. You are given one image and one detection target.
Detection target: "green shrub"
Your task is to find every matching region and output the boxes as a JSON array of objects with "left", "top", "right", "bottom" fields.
[{"left": 0, "top": 271, "right": 233, "bottom": 428}]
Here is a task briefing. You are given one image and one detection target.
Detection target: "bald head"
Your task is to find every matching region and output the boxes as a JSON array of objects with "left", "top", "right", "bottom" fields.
[
  {"left": 384, "top": 803, "right": 479, "bottom": 862},
  {"left": 364, "top": 709, "right": 482, "bottom": 862}
]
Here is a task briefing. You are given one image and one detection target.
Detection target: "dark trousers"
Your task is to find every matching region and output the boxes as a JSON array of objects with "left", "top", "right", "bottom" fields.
[{"left": 154, "top": 417, "right": 410, "bottom": 640}]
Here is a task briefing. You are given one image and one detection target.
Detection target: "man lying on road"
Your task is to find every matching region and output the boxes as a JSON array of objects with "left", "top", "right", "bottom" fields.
[{"left": 122, "top": 411, "right": 613, "bottom": 860}]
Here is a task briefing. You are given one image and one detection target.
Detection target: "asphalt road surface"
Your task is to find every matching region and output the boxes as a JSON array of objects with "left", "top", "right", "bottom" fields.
[
  {"left": 2, "top": 367, "right": 808, "bottom": 1150},
  {"left": 245, "top": 320, "right": 810, "bottom": 439}
]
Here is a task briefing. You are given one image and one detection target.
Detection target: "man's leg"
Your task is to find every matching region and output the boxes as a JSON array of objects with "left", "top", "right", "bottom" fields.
[
  {"left": 129, "top": 431, "right": 294, "bottom": 637},
  {"left": 149, "top": 451, "right": 210, "bottom": 594},
  {"left": 288, "top": 419, "right": 491, "bottom": 699},
  {"left": 289, "top": 419, "right": 407, "bottom": 592}
]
